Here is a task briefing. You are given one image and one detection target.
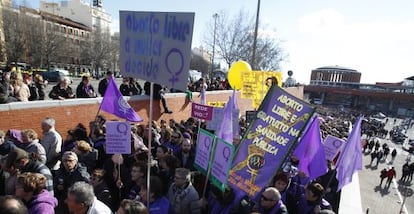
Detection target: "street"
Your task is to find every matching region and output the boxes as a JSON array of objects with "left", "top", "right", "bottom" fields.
[{"left": 359, "top": 118, "right": 413, "bottom": 214}]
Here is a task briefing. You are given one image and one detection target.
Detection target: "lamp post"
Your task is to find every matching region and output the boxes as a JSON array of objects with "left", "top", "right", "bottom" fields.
[
  {"left": 252, "top": 0, "right": 261, "bottom": 70},
  {"left": 211, "top": 13, "right": 218, "bottom": 81}
]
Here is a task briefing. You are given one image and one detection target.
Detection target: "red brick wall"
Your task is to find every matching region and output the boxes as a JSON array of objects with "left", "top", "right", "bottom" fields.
[{"left": 0, "top": 87, "right": 303, "bottom": 138}]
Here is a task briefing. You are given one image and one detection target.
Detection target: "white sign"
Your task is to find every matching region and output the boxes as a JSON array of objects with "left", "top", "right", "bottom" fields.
[
  {"left": 119, "top": 11, "right": 195, "bottom": 91},
  {"left": 106, "top": 121, "right": 131, "bottom": 154},
  {"left": 323, "top": 135, "right": 345, "bottom": 161},
  {"left": 194, "top": 129, "right": 215, "bottom": 174},
  {"left": 210, "top": 138, "right": 234, "bottom": 190},
  {"left": 207, "top": 107, "right": 240, "bottom": 138}
]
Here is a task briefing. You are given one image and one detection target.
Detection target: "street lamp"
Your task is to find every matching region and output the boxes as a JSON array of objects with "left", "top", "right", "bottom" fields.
[
  {"left": 252, "top": 0, "right": 261, "bottom": 70},
  {"left": 211, "top": 13, "right": 218, "bottom": 80}
]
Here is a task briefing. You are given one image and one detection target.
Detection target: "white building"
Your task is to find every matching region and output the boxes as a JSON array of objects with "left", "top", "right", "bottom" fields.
[{"left": 39, "top": 0, "right": 111, "bottom": 32}]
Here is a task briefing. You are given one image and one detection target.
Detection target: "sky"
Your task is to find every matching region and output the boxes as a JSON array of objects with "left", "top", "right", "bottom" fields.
[{"left": 29, "top": 0, "right": 414, "bottom": 84}]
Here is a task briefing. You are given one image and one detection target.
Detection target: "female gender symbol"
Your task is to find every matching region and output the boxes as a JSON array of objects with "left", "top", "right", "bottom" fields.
[{"left": 165, "top": 48, "right": 184, "bottom": 88}]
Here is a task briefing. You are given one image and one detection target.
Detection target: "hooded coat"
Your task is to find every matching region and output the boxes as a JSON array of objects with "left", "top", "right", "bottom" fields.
[{"left": 27, "top": 189, "right": 58, "bottom": 214}]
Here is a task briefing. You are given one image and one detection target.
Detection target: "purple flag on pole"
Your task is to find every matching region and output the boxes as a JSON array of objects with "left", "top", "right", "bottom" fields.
[
  {"left": 336, "top": 116, "right": 363, "bottom": 191},
  {"left": 293, "top": 116, "right": 327, "bottom": 180},
  {"left": 101, "top": 77, "right": 143, "bottom": 122},
  {"left": 216, "top": 90, "right": 234, "bottom": 144},
  {"left": 200, "top": 88, "right": 206, "bottom": 105}
]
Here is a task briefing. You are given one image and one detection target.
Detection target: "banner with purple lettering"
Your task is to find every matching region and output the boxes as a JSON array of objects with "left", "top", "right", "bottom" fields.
[
  {"left": 228, "top": 85, "right": 314, "bottom": 198},
  {"left": 119, "top": 11, "right": 195, "bottom": 91}
]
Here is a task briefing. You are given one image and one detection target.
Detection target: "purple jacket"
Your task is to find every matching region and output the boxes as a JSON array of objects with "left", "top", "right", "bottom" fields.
[{"left": 28, "top": 189, "right": 58, "bottom": 214}]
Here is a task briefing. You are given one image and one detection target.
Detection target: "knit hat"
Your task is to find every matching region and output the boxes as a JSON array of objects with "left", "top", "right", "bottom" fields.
[
  {"left": 6, "top": 147, "right": 28, "bottom": 167},
  {"left": 183, "top": 132, "right": 192, "bottom": 140}
]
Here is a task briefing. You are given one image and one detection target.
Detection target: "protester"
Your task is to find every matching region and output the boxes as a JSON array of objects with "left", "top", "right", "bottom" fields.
[
  {"left": 48, "top": 77, "right": 75, "bottom": 100},
  {"left": 0, "top": 195, "right": 28, "bottom": 214},
  {"left": 15, "top": 172, "right": 58, "bottom": 214},
  {"left": 41, "top": 117, "right": 62, "bottom": 170},
  {"left": 90, "top": 169, "right": 113, "bottom": 210},
  {"left": 139, "top": 176, "right": 173, "bottom": 214},
  {"left": 117, "top": 199, "right": 149, "bottom": 214},
  {"left": 98, "top": 71, "right": 113, "bottom": 96},
  {"left": 167, "top": 168, "right": 201, "bottom": 214},
  {"left": 66, "top": 181, "right": 112, "bottom": 214},
  {"left": 76, "top": 75, "right": 97, "bottom": 98},
  {"left": 253, "top": 187, "right": 288, "bottom": 214},
  {"left": 386, "top": 167, "right": 396, "bottom": 188},
  {"left": 18, "top": 129, "right": 47, "bottom": 164}
]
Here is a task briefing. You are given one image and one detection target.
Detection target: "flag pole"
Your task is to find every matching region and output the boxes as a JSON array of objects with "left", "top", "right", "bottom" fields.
[
  {"left": 146, "top": 82, "right": 154, "bottom": 208},
  {"left": 202, "top": 136, "right": 217, "bottom": 198}
]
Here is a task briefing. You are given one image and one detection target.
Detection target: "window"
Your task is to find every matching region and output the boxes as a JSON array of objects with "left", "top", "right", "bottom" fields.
[
  {"left": 69, "top": 28, "right": 73, "bottom": 34},
  {"left": 54, "top": 25, "right": 59, "bottom": 32},
  {"left": 61, "top": 27, "right": 66, "bottom": 33},
  {"left": 46, "top": 23, "right": 52, "bottom": 31},
  {"left": 75, "top": 30, "right": 78, "bottom": 36}
]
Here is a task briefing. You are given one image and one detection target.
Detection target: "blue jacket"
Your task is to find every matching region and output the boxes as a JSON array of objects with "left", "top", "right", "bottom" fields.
[{"left": 149, "top": 196, "right": 174, "bottom": 214}]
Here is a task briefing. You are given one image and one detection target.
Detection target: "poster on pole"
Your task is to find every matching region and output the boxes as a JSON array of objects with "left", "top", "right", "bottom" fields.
[
  {"left": 323, "top": 135, "right": 345, "bottom": 161},
  {"left": 119, "top": 11, "right": 195, "bottom": 91},
  {"left": 105, "top": 121, "right": 131, "bottom": 154},
  {"left": 194, "top": 129, "right": 215, "bottom": 175},
  {"left": 210, "top": 138, "right": 235, "bottom": 191},
  {"left": 191, "top": 103, "right": 214, "bottom": 121}
]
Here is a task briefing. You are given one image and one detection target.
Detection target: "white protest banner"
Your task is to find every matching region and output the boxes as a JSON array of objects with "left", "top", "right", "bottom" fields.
[
  {"left": 194, "top": 129, "right": 215, "bottom": 175},
  {"left": 207, "top": 107, "right": 239, "bottom": 137},
  {"left": 106, "top": 121, "right": 131, "bottom": 154},
  {"left": 323, "top": 135, "right": 345, "bottom": 161},
  {"left": 119, "top": 11, "right": 195, "bottom": 91},
  {"left": 210, "top": 137, "right": 235, "bottom": 191}
]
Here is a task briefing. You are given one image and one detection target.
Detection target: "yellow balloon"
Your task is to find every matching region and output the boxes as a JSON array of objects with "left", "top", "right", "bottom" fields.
[{"left": 227, "top": 60, "right": 251, "bottom": 90}]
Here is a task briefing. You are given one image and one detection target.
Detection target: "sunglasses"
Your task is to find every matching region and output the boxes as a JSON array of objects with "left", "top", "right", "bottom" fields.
[{"left": 261, "top": 195, "right": 275, "bottom": 201}]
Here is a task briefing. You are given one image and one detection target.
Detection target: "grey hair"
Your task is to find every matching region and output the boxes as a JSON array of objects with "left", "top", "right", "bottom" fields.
[
  {"left": 42, "top": 118, "right": 55, "bottom": 127},
  {"left": 264, "top": 187, "right": 281, "bottom": 201},
  {"left": 62, "top": 151, "right": 78, "bottom": 162},
  {"left": 68, "top": 182, "right": 95, "bottom": 207},
  {"left": 175, "top": 168, "right": 191, "bottom": 182}
]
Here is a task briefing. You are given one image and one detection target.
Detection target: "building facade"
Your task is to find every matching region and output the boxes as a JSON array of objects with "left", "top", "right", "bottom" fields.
[
  {"left": 304, "top": 65, "right": 414, "bottom": 117},
  {"left": 40, "top": 0, "right": 111, "bottom": 32}
]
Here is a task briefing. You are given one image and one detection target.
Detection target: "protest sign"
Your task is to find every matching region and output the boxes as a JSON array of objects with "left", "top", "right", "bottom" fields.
[
  {"left": 194, "top": 129, "right": 215, "bottom": 175},
  {"left": 229, "top": 85, "right": 314, "bottom": 198},
  {"left": 106, "top": 121, "right": 131, "bottom": 154},
  {"left": 119, "top": 11, "right": 195, "bottom": 91},
  {"left": 191, "top": 103, "right": 214, "bottom": 121},
  {"left": 207, "top": 107, "right": 239, "bottom": 137},
  {"left": 245, "top": 110, "right": 257, "bottom": 124},
  {"left": 208, "top": 101, "right": 226, "bottom": 108},
  {"left": 323, "top": 135, "right": 345, "bottom": 161},
  {"left": 210, "top": 138, "right": 235, "bottom": 191}
]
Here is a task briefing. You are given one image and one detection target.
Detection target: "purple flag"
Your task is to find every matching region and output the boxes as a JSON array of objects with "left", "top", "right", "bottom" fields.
[
  {"left": 216, "top": 90, "right": 234, "bottom": 144},
  {"left": 336, "top": 116, "right": 363, "bottom": 191},
  {"left": 293, "top": 116, "right": 327, "bottom": 180},
  {"left": 100, "top": 77, "right": 143, "bottom": 122},
  {"left": 200, "top": 88, "right": 206, "bottom": 105}
]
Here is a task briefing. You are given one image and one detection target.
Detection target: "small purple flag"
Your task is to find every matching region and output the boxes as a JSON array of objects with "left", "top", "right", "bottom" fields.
[
  {"left": 200, "top": 88, "right": 206, "bottom": 105},
  {"left": 100, "top": 77, "right": 143, "bottom": 122},
  {"left": 293, "top": 116, "right": 327, "bottom": 180},
  {"left": 336, "top": 116, "right": 363, "bottom": 191},
  {"left": 216, "top": 90, "right": 235, "bottom": 144}
]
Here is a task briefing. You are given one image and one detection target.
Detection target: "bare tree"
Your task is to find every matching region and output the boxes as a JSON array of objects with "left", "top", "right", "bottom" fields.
[
  {"left": 2, "top": 7, "right": 27, "bottom": 65},
  {"left": 202, "top": 9, "right": 286, "bottom": 71},
  {"left": 81, "top": 27, "right": 113, "bottom": 78}
]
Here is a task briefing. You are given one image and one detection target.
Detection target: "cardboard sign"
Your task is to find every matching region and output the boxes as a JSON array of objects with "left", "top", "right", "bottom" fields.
[
  {"left": 105, "top": 121, "right": 131, "bottom": 154},
  {"left": 120, "top": 11, "right": 195, "bottom": 91}
]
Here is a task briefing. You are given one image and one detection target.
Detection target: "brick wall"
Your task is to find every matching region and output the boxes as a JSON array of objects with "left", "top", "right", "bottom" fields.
[{"left": 0, "top": 87, "right": 303, "bottom": 138}]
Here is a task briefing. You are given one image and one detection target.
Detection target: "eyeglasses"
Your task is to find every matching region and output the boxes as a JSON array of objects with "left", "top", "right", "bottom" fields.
[{"left": 261, "top": 195, "right": 275, "bottom": 201}]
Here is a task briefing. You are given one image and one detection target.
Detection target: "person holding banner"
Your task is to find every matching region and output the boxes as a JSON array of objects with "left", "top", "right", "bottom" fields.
[
  {"left": 167, "top": 168, "right": 201, "bottom": 214},
  {"left": 252, "top": 187, "right": 288, "bottom": 214},
  {"left": 295, "top": 181, "right": 332, "bottom": 214}
]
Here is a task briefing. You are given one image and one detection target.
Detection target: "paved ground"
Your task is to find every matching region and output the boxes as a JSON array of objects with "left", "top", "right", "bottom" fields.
[{"left": 358, "top": 118, "right": 413, "bottom": 214}]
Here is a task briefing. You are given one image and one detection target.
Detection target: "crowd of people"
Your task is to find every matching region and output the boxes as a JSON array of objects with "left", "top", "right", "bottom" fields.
[
  {"left": 0, "top": 69, "right": 233, "bottom": 105},
  {"left": 0, "top": 106, "right": 373, "bottom": 214}
]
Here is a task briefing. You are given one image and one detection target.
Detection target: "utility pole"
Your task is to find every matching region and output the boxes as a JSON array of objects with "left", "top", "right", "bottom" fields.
[
  {"left": 211, "top": 13, "right": 218, "bottom": 81},
  {"left": 251, "top": 0, "right": 261, "bottom": 70}
]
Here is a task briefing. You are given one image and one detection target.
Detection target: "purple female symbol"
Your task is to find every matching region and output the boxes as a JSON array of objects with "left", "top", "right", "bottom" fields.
[{"left": 165, "top": 48, "right": 184, "bottom": 88}]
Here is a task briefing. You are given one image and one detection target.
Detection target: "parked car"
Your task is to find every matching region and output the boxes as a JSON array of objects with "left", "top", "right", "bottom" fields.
[{"left": 41, "top": 71, "right": 69, "bottom": 82}]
